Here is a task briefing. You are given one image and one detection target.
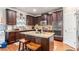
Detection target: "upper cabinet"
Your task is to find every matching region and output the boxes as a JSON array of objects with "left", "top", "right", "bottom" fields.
[
  {"left": 33, "top": 17, "right": 39, "bottom": 25},
  {"left": 41, "top": 13, "right": 53, "bottom": 25},
  {"left": 26, "top": 10, "right": 63, "bottom": 27},
  {"left": 36, "top": 16, "right": 42, "bottom": 25},
  {"left": 26, "top": 15, "right": 34, "bottom": 25},
  {"left": 47, "top": 14, "right": 53, "bottom": 25},
  {"left": 56, "top": 11, "right": 63, "bottom": 28},
  {"left": 6, "top": 9, "right": 16, "bottom": 25},
  {"left": 41, "top": 13, "right": 48, "bottom": 21},
  {"left": 52, "top": 10, "right": 63, "bottom": 29},
  {"left": 52, "top": 10, "right": 63, "bottom": 40}
]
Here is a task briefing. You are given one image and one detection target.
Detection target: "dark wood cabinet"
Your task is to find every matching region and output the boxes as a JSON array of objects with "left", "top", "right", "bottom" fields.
[
  {"left": 6, "top": 31, "right": 26, "bottom": 44},
  {"left": 47, "top": 14, "right": 53, "bottom": 25},
  {"left": 26, "top": 36, "right": 35, "bottom": 42},
  {"left": 26, "top": 15, "right": 34, "bottom": 25},
  {"left": 42, "top": 13, "right": 48, "bottom": 20},
  {"left": 41, "top": 13, "right": 48, "bottom": 24},
  {"left": 6, "top": 9, "right": 16, "bottom": 25},
  {"left": 37, "top": 16, "right": 42, "bottom": 22},
  {"left": 41, "top": 13, "right": 53, "bottom": 25},
  {"left": 26, "top": 14, "right": 53, "bottom": 26},
  {"left": 52, "top": 10, "right": 63, "bottom": 41},
  {"left": 34, "top": 16, "right": 42, "bottom": 25},
  {"left": 26, "top": 15, "right": 42, "bottom": 25},
  {"left": 33, "top": 17, "right": 38, "bottom": 25},
  {"left": 26, "top": 36, "right": 53, "bottom": 51},
  {"left": 53, "top": 11, "right": 63, "bottom": 27},
  {"left": 6, "top": 32, "right": 16, "bottom": 44},
  {"left": 35, "top": 37, "right": 41, "bottom": 44}
]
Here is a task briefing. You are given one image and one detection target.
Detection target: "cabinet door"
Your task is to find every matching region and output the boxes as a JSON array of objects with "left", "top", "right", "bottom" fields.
[
  {"left": 27, "top": 15, "right": 34, "bottom": 25},
  {"left": 6, "top": 9, "right": 16, "bottom": 25},
  {"left": 57, "top": 11, "right": 63, "bottom": 21},
  {"left": 57, "top": 11, "right": 63, "bottom": 37},
  {"left": 7, "top": 32, "right": 16, "bottom": 44},
  {"left": 27, "top": 36, "right": 35, "bottom": 42},
  {"left": 33, "top": 17, "right": 38, "bottom": 25},
  {"left": 47, "top": 14, "right": 53, "bottom": 25},
  {"left": 35, "top": 16, "right": 42, "bottom": 25},
  {"left": 52, "top": 12, "right": 58, "bottom": 28},
  {"left": 35, "top": 37, "right": 41, "bottom": 44},
  {"left": 42, "top": 14, "right": 48, "bottom": 22},
  {"left": 57, "top": 11, "right": 63, "bottom": 28},
  {"left": 52, "top": 11, "right": 63, "bottom": 41},
  {"left": 52, "top": 11, "right": 63, "bottom": 28}
]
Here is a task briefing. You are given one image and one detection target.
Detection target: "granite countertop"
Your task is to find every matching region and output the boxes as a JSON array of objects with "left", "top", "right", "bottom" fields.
[
  {"left": 6, "top": 25, "right": 34, "bottom": 32},
  {"left": 21, "top": 31, "right": 54, "bottom": 38},
  {"left": 6, "top": 29, "right": 34, "bottom": 32}
]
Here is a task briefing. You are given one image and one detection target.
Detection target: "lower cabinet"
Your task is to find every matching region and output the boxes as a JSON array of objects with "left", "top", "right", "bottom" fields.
[
  {"left": 15, "top": 32, "right": 26, "bottom": 40},
  {"left": 54, "top": 30, "right": 63, "bottom": 41},
  {"left": 26, "top": 36, "right": 54, "bottom": 51},
  {"left": 6, "top": 32, "right": 16, "bottom": 44},
  {"left": 35, "top": 37, "right": 41, "bottom": 44},
  {"left": 6, "top": 32, "right": 26, "bottom": 44},
  {"left": 26, "top": 36, "right": 35, "bottom": 42}
]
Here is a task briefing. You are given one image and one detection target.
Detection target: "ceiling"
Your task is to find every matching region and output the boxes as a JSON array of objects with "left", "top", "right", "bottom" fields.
[{"left": 13, "top": 7, "right": 61, "bottom": 16}]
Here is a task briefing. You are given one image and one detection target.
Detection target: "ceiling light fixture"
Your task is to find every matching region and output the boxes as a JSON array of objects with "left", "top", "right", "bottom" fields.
[{"left": 33, "top": 9, "right": 37, "bottom": 12}]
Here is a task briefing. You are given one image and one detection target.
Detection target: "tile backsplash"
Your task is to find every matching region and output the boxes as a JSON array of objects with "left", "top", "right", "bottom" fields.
[
  {"left": 7, "top": 25, "right": 33, "bottom": 31},
  {"left": 7, "top": 25, "right": 13, "bottom": 31}
]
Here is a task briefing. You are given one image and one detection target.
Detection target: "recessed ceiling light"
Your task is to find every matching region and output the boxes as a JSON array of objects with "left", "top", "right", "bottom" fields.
[{"left": 33, "top": 9, "right": 37, "bottom": 12}]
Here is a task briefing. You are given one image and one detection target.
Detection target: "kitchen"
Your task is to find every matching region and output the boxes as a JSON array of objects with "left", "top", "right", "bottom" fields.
[{"left": 0, "top": 7, "right": 77, "bottom": 51}]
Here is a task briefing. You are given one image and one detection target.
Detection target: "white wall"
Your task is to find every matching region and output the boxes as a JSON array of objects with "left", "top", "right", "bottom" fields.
[
  {"left": 63, "top": 7, "right": 77, "bottom": 49},
  {"left": 0, "top": 7, "right": 6, "bottom": 24}
]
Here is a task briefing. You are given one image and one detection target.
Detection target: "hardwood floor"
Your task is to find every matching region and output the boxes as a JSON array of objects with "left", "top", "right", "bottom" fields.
[
  {"left": 0, "top": 44, "right": 18, "bottom": 51},
  {"left": 53, "top": 40, "right": 75, "bottom": 51},
  {"left": 0, "top": 40, "right": 75, "bottom": 51}
]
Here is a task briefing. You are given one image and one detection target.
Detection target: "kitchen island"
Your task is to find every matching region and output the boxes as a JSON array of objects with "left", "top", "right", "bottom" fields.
[{"left": 21, "top": 31, "right": 54, "bottom": 51}]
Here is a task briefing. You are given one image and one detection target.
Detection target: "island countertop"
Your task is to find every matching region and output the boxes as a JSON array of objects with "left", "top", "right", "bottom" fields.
[{"left": 21, "top": 31, "right": 54, "bottom": 38}]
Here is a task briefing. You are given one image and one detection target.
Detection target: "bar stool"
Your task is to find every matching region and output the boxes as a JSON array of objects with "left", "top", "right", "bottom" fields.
[
  {"left": 26, "top": 42, "right": 41, "bottom": 51},
  {"left": 18, "top": 38, "right": 30, "bottom": 51}
]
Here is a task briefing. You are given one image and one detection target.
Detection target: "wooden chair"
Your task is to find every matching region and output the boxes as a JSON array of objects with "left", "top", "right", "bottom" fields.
[
  {"left": 18, "top": 38, "right": 30, "bottom": 51},
  {"left": 26, "top": 42, "right": 41, "bottom": 51}
]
